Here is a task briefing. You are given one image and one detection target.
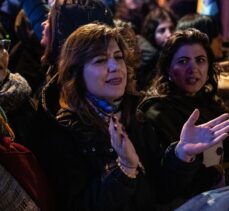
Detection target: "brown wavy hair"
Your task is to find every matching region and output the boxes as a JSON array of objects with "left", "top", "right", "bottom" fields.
[{"left": 58, "top": 23, "right": 137, "bottom": 132}]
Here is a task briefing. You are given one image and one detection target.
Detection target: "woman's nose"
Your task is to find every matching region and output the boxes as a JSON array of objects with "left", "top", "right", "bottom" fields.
[
  {"left": 165, "top": 29, "right": 172, "bottom": 38},
  {"left": 108, "top": 58, "right": 118, "bottom": 72},
  {"left": 188, "top": 60, "right": 198, "bottom": 73}
]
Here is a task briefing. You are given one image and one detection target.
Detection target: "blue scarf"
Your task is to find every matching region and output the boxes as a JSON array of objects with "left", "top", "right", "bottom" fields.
[{"left": 86, "top": 92, "right": 122, "bottom": 121}]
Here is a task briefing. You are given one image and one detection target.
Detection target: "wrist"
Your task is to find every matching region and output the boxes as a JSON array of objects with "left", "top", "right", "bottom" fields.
[
  {"left": 116, "top": 160, "right": 138, "bottom": 179},
  {"left": 116, "top": 158, "right": 145, "bottom": 179},
  {"left": 117, "top": 157, "right": 138, "bottom": 169},
  {"left": 175, "top": 145, "right": 196, "bottom": 163}
]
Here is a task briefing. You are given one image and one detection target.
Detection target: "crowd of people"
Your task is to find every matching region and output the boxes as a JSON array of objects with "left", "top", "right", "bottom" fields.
[{"left": 0, "top": 0, "right": 229, "bottom": 210}]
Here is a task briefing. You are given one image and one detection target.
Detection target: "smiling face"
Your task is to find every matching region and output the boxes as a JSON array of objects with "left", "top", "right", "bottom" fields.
[
  {"left": 169, "top": 43, "right": 209, "bottom": 95},
  {"left": 83, "top": 39, "right": 127, "bottom": 103}
]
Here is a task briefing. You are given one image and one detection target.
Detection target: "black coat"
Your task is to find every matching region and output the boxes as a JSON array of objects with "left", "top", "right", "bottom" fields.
[
  {"left": 138, "top": 93, "right": 229, "bottom": 198},
  {"left": 29, "top": 76, "right": 202, "bottom": 211}
]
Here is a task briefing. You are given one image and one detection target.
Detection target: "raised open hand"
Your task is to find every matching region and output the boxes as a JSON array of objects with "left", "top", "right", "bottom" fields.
[
  {"left": 176, "top": 109, "right": 229, "bottom": 162},
  {"left": 109, "top": 115, "right": 139, "bottom": 168}
]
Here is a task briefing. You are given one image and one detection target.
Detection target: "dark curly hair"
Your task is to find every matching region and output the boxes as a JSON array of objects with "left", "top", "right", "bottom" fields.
[{"left": 150, "top": 28, "right": 221, "bottom": 99}]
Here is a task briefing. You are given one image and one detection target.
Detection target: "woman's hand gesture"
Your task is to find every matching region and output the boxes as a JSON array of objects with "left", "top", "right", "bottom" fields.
[
  {"left": 176, "top": 109, "right": 229, "bottom": 162},
  {"left": 109, "top": 115, "right": 139, "bottom": 169}
]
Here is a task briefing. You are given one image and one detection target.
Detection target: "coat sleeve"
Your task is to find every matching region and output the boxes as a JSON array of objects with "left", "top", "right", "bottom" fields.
[
  {"left": 140, "top": 118, "right": 203, "bottom": 203},
  {"left": 37, "top": 122, "right": 152, "bottom": 211},
  {"left": 158, "top": 142, "right": 202, "bottom": 202},
  {"left": 0, "top": 72, "right": 31, "bottom": 112}
]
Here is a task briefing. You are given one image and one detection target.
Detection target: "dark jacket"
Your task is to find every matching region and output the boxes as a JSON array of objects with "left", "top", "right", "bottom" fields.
[
  {"left": 138, "top": 93, "right": 229, "bottom": 197},
  {"left": 136, "top": 35, "right": 159, "bottom": 92},
  {"left": 29, "top": 75, "right": 202, "bottom": 211},
  {"left": 0, "top": 72, "right": 35, "bottom": 145}
]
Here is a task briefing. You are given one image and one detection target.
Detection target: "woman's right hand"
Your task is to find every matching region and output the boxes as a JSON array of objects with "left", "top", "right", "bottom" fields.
[
  {"left": 109, "top": 115, "right": 139, "bottom": 170},
  {"left": 176, "top": 109, "right": 229, "bottom": 162}
]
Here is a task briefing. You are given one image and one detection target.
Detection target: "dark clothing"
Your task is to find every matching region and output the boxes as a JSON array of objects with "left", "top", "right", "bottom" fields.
[
  {"left": 136, "top": 35, "right": 159, "bottom": 91},
  {"left": 9, "top": 32, "right": 45, "bottom": 94},
  {"left": 0, "top": 72, "right": 35, "bottom": 145},
  {"left": 29, "top": 75, "right": 203, "bottom": 211},
  {"left": 138, "top": 93, "right": 229, "bottom": 197},
  {"left": 50, "top": 1, "right": 114, "bottom": 64},
  {"left": 114, "top": 3, "right": 152, "bottom": 35}
]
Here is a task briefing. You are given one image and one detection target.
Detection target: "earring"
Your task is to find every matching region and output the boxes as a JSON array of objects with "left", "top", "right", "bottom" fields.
[{"left": 168, "top": 76, "right": 172, "bottom": 81}]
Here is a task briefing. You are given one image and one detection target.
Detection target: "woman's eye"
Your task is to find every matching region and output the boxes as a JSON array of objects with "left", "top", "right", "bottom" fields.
[
  {"left": 94, "top": 58, "right": 106, "bottom": 64},
  {"left": 115, "top": 55, "right": 124, "bottom": 60},
  {"left": 178, "top": 59, "right": 188, "bottom": 64},
  {"left": 196, "top": 57, "right": 206, "bottom": 64},
  {"left": 157, "top": 28, "right": 165, "bottom": 34}
]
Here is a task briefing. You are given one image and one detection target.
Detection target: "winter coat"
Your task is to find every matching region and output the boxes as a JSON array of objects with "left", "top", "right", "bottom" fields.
[
  {"left": 136, "top": 35, "right": 159, "bottom": 92},
  {"left": 0, "top": 72, "right": 35, "bottom": 145},
  {"left": 138, "top": 93, "right": 229, "bottom": 198},
  {"left": 29, "top": 75, "right": 203, "bottom": 211}
]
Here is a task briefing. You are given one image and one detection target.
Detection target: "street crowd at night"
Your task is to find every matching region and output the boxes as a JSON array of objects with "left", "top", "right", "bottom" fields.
[{"left": 0, "top": 0, "right": 229, "bottom": 210}]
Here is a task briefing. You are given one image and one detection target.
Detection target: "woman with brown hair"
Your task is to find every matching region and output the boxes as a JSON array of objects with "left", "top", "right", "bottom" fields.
[
  {"left": 32, "top": 23, "right": 229, "bottom": 210},
  {"left": 138, "top": 28, "right": 229, "bottom": 208},
  {"left": 137, "top": 6, "right": 177, "bottom": 91}
]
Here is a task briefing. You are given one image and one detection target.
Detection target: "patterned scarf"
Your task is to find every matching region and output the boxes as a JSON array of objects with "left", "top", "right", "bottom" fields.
[{"left": 86, "top": 92, "right": 122, "bottom": 122}]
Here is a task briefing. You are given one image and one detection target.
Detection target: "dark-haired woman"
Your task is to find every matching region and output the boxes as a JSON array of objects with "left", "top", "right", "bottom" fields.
[
  {"left": 32, "top": 24, "right": 229, "bottom": 210},
  {"left": 138, "top": 29, "right": 229, "bottom": 205}
]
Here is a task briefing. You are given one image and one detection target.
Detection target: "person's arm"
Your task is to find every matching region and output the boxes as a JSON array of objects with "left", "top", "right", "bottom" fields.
[
  {"left": 0, "top": 49, "right": 31, "bottom": 112},
  {"left": 155, "top": 109, "right": 229, "bottom": 202},
  {"left": 39, "top": 111, "right": 149, "bottom": 211},
  {"left": 0, "top": 72, "right": 32, "bottom": 112}
]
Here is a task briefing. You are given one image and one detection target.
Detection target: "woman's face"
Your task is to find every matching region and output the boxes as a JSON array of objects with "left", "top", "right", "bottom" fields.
[
  {"left": 83, "top": 39, "right": 127, "bottom": 103},
  {"left": 155, "top": 18, "right": 174, "bottom": 48},
  {"left": 40, "top": 13, "right": 50, "bottom": 47},
  {"left": 169, "top": 43, "right": 209, "bottom": 95}
]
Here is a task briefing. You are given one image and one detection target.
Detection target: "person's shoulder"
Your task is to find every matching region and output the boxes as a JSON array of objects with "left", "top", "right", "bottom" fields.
[
  {"left": 137, "top": 95, "right": 169, "bottom": 120},
  {"left": 56, "top": 108, "right": 79, "bottom": 129},
  {"left": 137, "top": 35, "right": 158, "bottom": 58},
  {"left": 138, "top": 95, "right": 169, "bottom": 111}
]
